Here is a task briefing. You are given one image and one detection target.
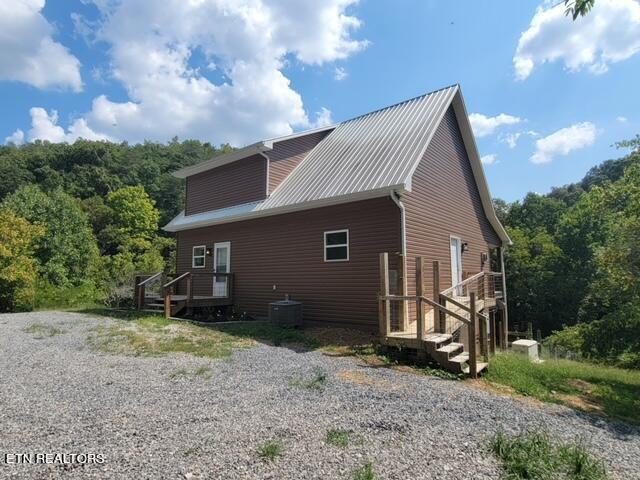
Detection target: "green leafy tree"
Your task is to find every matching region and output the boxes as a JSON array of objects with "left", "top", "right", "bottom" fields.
[
  {"left": 564, "top": 0, "right": 595, "bottom": 20},
  {"left": 0, "top": 209, "right": 45, "bottom": 311},
  {"left": 2, "top": 186, "right": 99, "bottom": 286},
  {"left": 506, "top": 193, "right": 568, "bottom": 235}
]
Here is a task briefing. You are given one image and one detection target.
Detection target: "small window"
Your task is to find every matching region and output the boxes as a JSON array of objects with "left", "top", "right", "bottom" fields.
[
  {"left": 324, "top": 229, "right": 349, "bottom": 262},
  {"left": 192, "top": 245, "right": 206, "bottom": 268}
]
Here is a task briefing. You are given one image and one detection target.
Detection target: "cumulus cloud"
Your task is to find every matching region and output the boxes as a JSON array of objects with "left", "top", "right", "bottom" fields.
[
  {"left": 530, "top": 122, "right": 597, "bottom": 164},
  {"left": 469, "top": 113, "right": 521, "bottom": 138},
  {"left": 26, "top": 107, "right": 111, "bottom": 143},
  {"left": 514, "top": 0, "right": 640, "bottom": 80},
  {"left": 5, "top": 129, "right": 25, "bottom": 145},
  {"left": 311, "top": 107, "right": 334, "bottom": 128},
  {"left": 21, "top": 0, "right": 367, "bottom": 145},
  {"left": 334, "top": 66, "right": 348, "bottom": 80},
  {"left": 0, "top": 0, "right": 82, "bottom": 91},
  {"left": 480, "top": 154, "right": 497, "bottom": 166},
  {"left": 617, "top": 116, "right": 628, "bottom": 123}
]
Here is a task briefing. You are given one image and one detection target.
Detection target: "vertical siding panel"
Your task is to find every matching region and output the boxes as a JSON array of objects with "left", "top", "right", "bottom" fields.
[
  {"left": 177, "top": 197, "right": 401, "bottom": 329},
  {"left": 185, "top": 154, "right": 267, "bottom": 215},
  {"left": 267, "top": 131, "right": 331, "bottom": 193},
  {"left": 404, "top": 107, "right": 501, "bottom": 313}
]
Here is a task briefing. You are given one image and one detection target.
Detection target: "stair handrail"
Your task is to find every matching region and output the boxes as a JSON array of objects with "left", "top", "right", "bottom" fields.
[
  {"left": 162, "top": 271, "right": 191, "bottom": 289},
  {"left": 439, "top": 270, "right": 485, "bottom": 297},
  {"left": 439, "top": 293, "right": 488, "bottom": 322},
  {"left": 378, "top": 294, "right": 472, "bottom": 325},
  {"left": 137, "top": 271, "right": 162, "bottom": 287}
]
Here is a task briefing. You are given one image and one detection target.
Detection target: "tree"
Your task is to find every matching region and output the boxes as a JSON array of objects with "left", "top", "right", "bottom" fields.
[
  {"left": 2, "top": 186, "right": 99, "bottom": 286},
  {"left": 0, "top": 209, "right": 45, "bottom": 312},
  {"left": 100, "top": 186, "right": 160, "bottom": 254},
  {"left": 506, "top": 193, "right": 567, "bottom": 235},
  {"left": 564, "top": 0, "right": 595, "bottom": 20}
]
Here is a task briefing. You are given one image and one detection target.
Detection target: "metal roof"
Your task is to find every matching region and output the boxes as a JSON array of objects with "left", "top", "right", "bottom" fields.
[
  {"left": 164, "top": 84, "right": 510, "bottom": 244},
  {"left": 260, "top": 85, "right": 458, "bottom": 209}
]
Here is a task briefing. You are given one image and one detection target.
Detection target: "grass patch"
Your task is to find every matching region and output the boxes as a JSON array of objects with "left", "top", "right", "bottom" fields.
[
  {"left": 491, "top": 430, "right": 607, "bottom": 480},
  {"left": 217, "top": 322, "right": 320, "bottom": 348},
  {"left": 484, "top": 353, "right": 640, "bottom": 424},
  {"left": 87, "top": 314, "right": 254, "bottom": 359},
  {"left": 183, "top": 446, "right": 200, "bottom": 456},
  {"left": 290, "top": 369, "right": 328, "bottom": 391},
  {"left": 168, "top": 366, "right": 212, "bottom": 380},
  {"left": 257, "top": 441, "right": 282, "bottom": 461},
  {"left": 325, "top": 428, "right": 351, "bottom": 447},
  {"left": 352, "top": 461, "right": 375, "bottom": 480},
  {"left": 23, "top": 323, "right": 66, "bottom": 338}
]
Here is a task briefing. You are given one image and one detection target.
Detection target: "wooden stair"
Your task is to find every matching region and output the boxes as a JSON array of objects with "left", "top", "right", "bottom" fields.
[
  {"left": 423, "top": 333, "right": 488, "bottom": 376},
  {"left": 142, "top": 296, "right": 187, "bottom": 317}
]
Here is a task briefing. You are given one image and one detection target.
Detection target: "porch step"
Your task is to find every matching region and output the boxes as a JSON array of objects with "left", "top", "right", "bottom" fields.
[
  {"left": 436, "top": 342, "right": 464, "bottom": 355},
  {"left": 423, "top": 333, "right": 452, "bottom": 345},
  {"left": 462, "top": 362, "right": 489, "bottom": 375},
  {"left": 449, "top": 352, "right": 469, "bottom": 364}
]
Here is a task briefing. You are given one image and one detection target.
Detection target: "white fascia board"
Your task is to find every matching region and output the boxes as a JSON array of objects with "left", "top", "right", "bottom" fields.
[
  {"left": 163, "top": 184, "right": 405, "bottom": 232},
  {"left": 450, "top": 90, "right": 512, "bottom": 246}
]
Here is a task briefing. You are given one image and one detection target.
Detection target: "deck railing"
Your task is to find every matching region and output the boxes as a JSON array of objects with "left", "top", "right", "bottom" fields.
[
  {"left": 378, "top": 253, "right": 506, "bottom": 378},
  {"left": 136, "top": 271, "right": 234, "bottom": 316}
]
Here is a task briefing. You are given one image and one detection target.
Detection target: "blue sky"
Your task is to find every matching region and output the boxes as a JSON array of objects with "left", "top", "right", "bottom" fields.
[{"left": 2, "top": 0, "right": 639, "bottom": 202}]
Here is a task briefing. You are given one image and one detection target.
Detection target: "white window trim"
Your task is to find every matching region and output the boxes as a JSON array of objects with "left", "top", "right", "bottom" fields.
[
  {"left": 192, "top": 245, "right": 206, "bottom": 269},
  {"left": 324, "top": 229, "right": 349, "bottom": 262}
]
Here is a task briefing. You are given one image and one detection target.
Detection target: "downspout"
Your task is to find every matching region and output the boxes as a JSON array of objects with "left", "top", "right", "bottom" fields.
[
  {"left": 499, "top": 245, "right": 509, "bottom": 348},
  {"left": 390, "top": 190, "right": 408, "bottom": 329},
  {"left": 259, "top": 152, "right": 270, "bottom": 196}
]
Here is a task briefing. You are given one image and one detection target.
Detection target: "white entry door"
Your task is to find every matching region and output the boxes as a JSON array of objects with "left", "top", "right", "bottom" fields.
[
  {"left": 450, "top": 237, "right": 463, "bottom": 293},
  {"left": 213, "top": 241, "right": 230, "bottom": 297}
]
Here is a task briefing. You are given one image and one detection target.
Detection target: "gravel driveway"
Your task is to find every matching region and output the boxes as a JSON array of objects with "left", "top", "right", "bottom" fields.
[{"left": 1, "top": 311, "right": 638, "bottom": 479}]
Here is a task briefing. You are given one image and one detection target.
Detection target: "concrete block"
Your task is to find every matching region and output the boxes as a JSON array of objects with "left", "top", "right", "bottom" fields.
[{"left": 512, "top": 339, "right": 539, "bottom": 362}]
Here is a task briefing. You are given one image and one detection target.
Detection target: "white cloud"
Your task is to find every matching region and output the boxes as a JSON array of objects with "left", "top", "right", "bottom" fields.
[
  {"left": 22, "top": 0, "right": 367, "bottom": 145},
  {"left": 530, "top": 122, "right": 597, "bottom": 164},
  {"left": 334, "top": 66, "right": 348, "bottom": 80},
  {"left": 499, "top": 130, "right": 539, "bottom": 148},
  {"left": 311, "top": 107, "right": 334, "bottom": 127},
  {"left": 514, "top": 0, "right": 640, "bottom": 80},
  {"left": 5, "top": 129, "right": 25, "bottom": 145},
  {"left": 469, "top": 113, "right": 521, "bottom": 138},
  {"left": 0, "top": 0, "right": 82, "bottom": 91},
  {"left": 480, "top": 154, "right": 497, "bottom": 165},
  {"left": 26, "top": 107, "right": 111, "bottom": 143},
  {"left": 617, "top": 116, "right": 628, "bottom": 123}
]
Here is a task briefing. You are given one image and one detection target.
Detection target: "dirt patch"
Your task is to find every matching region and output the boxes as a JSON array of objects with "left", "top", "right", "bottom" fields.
[
  {"left": 470, "top": 380, "right": 547, "bottom": 408},
  {"left": 555, "top": 393, "right": 604, "bottom": 414},
  {"left": 306, "top": 327, "right": 375, "bottom": 348},
  {"left": 338, "top": 369, "right": 405, "bottom": 391}
]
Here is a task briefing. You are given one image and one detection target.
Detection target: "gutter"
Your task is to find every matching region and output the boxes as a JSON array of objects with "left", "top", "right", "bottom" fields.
[
  {"left": 390, "top": 190, "right": 406, "bottom": 257},
  {"left": 259, "top": 151, "right": 270, "bottom": 196}
]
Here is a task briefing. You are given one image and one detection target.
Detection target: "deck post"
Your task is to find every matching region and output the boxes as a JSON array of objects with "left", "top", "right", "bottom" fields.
[
  {"left": 185, "top": 275, "right": 192, "bottom": 309},
  {"left": 416, "top": 257, "right": 424, "bottom": 342},
  {"left": 378, "top": 253, "right": 390, "bottom": 337},
  {"left": 432, "top": 261, "right": 443, "bottom": 333},
  {"left": 499, "top": 247, "right": 509, "bottom": 348},
  {"left": 164, "top": 293, "right": 172, "bottom": 319},
  {"left": 469, "top": 293, "right": 478, "bottom": 379},
  {"left": 135, "top": 276, "right": 143, "bottom": 310},
  {"left": 489, "top": 310, "right": 496, "bottom": 354},
  {"left": 397, "top": 254, "right": 407, "bottom": 331}
]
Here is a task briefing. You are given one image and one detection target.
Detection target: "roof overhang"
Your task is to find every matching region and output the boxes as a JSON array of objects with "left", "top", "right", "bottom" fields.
[
  {"left": 171, "top": 124, "right": 336, "bottom": 179},
  {"left": 163, "top": 184, "right": 405, "bottom": 232}
]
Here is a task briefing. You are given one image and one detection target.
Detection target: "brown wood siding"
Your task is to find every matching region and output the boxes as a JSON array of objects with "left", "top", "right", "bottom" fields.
[
  {"left": 267, "top": 131, "right": 331, "bottom": 194},
  {"left": 185, "top": 154, "right": 267, "bottom": 215},
  {"left": 404, "top": 107, "right": 501, "bottom": 302},
  {"left": 176, "top": 196, "right": 401, "bottom": 328}
]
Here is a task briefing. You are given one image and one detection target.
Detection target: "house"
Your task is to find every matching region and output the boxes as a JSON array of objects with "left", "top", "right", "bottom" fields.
[{"left": 142, "top": 84, "right": 510, "bottom": 372}]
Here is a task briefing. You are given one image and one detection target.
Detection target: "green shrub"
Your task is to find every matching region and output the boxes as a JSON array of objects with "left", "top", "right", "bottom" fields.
[
  {"left": 258, "top": 441, "right": 282, "bottom": 461},
  {"left": 33, "top": 279, "right": 104, "bottom": 310}
]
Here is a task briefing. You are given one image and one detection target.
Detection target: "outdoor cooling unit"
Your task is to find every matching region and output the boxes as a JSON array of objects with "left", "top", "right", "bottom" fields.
[{"left": 269, "top": 295, "right": 303, "bottom": 327}]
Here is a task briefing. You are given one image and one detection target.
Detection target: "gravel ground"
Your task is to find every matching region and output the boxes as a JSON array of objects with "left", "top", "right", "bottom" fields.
[{"left": 1, "top": 312, "right": 638, "bottom": 480}]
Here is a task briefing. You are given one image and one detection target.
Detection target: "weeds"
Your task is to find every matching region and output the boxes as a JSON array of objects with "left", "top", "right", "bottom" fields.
[
  {"left": 352, "top": 461, "right": 375, "bottom": 480},
  {"left": 491, "top": 430, "right": 607, "bottom": 480},
  {"left": 290, "top": 369, "right": 328, "bottom": 391},
  {"left": 258, "top": 441, "right": 282, "bottom": 461},
  {"left": 168, "top": 366, "right": 212, "bottom": 380},
  {"left": 23, "top": 323, "right": 66, "bottom": 338},
  {"left": 325, "top": 428, "right": 351, "bottom": 447}
]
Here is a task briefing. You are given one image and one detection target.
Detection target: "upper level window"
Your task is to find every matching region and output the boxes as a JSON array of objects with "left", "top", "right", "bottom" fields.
[
  {"left": 192, "top": 245, "right": 206, "bottom": 268},
  {"left": 324, "top": 229, "right": 349, "bottom": 262}
]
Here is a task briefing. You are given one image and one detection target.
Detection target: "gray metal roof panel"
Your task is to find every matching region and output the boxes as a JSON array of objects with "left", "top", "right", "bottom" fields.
[{"left": 261, "top": 85, "right": 458, "bottom": 209}]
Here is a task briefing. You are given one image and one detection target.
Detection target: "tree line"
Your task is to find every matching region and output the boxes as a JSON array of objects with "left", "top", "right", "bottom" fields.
[
  {"left": 0, "top": 138, "right": 231, "bottom": 311},
  {"left": 497, "top": 135, "right": 640, "bottom": 368}
]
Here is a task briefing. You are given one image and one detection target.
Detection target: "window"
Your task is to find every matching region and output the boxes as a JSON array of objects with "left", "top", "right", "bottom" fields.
[
  {"left": 324, "top": 229, "right": 349, "bottom": 262},
  {"left": 192, "top": 245, "right": 206, "bottom": 268}
]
